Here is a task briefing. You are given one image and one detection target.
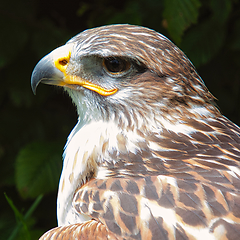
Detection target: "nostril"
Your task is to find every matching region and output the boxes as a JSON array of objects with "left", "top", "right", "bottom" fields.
[{"left": 59, "top": 59, "right": 68, "bottom": 66}]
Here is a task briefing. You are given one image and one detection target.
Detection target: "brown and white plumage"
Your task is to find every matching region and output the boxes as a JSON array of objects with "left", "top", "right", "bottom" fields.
[{"left": 31, "top": 24, "right": 240, "bottom": 239}]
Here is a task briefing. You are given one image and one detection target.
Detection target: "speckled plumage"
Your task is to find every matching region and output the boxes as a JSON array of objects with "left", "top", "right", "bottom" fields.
[{"left": 31, "top": 24, "right": 240, "bottom": 240}]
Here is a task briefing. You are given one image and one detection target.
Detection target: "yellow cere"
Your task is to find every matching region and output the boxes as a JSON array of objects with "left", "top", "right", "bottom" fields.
[{"left": 53, "top": 43, "right": 74, "bottom": 75}]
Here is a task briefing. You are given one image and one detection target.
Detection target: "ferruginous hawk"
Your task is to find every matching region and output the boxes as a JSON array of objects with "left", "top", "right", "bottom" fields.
[{"left": 31, "top": 24, "right": 240, "bottom": 240}]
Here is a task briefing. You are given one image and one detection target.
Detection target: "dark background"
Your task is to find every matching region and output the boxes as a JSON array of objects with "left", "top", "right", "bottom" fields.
[{"left": 1, "top": 0, "right": 240, "bottom": 239}]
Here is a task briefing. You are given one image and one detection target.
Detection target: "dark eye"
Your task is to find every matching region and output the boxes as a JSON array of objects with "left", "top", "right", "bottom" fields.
[{"left": 103, "top": 57, "right": 130, "bottom": 74}]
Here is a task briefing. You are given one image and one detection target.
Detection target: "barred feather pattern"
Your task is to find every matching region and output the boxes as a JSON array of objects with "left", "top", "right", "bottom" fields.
[{"left": 36, "top": 25, "right": 240, "bottom": 240}]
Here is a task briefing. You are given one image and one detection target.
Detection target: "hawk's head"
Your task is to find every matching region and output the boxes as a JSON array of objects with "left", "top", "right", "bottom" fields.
[{"left": 31, "top": 24, "right": 217, "bottom": 130}]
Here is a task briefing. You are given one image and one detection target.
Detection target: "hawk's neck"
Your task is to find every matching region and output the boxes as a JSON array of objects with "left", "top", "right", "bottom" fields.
[{"left": 56, "top": 118, "right": 146, "bottom": 225}]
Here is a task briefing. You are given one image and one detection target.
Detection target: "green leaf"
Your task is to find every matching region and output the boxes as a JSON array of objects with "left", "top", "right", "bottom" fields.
[
  {"left": 5, "top": 193, "right": 30, "bottom": 240},
  {"left": 181, "top": 0, "right": 232, "bottom": 67},
  {"left": 4, "top": 193, "right": 26, "bottom": 227},
  {"left": 4, "top": 193, "right": 43, "bottom": 240},
  {"left": 163, "top": 0, "right": 201, "bottom": 44},
  {"left": 181, "top": 20, "right": 226, "bottom": 67},
  {"left": 15, "top": 141, "right": 62, "bottom": 199}
]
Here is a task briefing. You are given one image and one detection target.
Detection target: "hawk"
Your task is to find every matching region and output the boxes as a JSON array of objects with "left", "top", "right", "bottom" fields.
[{"left": 31, "top": 24, "right": 240, "bottom": 240}]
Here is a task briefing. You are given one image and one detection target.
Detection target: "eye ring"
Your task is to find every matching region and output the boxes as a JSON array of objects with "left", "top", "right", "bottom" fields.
[{"left": 103, "top": 57, "right": 130, "bottom": 75}]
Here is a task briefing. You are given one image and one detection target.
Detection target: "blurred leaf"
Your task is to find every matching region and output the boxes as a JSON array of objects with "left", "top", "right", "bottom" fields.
[
  {"left": 5, "top": 193, "right": 30, "bottom": 240},
  {"left": 181, "top": 20, "right": 225, "bottom": 67},
  {"left": 15, "top": 141, "right": 62, "bottom": 199},
  {"left": 5, "top": 193, "right": 24, "bottom": 225},
  {"left": 4, "top": 193, "right": 43, "bottom": 240},
  {"left": 181, "top": 0, "right": 232, "bottom": 67},
  {"left": 163, "top": 0, "right": 201, "bottom": 44}
]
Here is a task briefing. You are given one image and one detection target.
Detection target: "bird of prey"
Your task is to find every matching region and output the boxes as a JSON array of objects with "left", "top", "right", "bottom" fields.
[{"left": 31, "top": 24, "right": 240, "bottom": 240}]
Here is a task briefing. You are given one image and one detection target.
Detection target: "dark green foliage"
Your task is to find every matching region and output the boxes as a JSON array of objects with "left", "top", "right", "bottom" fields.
[
  {"left": 4, "top": 194, "right": 43, "bottom": 240},
  {"left": 1, "top": 0, "right": 240, "bottom": 239},
  {"left": 16, "top": 141, "right": 62, "bottom": 199},
  {"left": 181, "top": 0, "right": 232, "bottom": 66},
  {"left": 163, "top": 0, "right": 201, "bottom": 44}
]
